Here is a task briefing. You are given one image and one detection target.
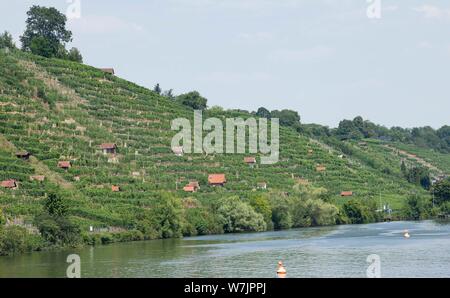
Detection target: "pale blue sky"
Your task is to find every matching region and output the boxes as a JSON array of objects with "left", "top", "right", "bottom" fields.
[{"left": 1, "top": 0, "right": 449, "bottom": 128}]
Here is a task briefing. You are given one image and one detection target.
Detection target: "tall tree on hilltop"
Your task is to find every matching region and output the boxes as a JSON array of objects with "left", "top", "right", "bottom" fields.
[{"left": 20, "top": 6, "right": 72, "bottom": 58}]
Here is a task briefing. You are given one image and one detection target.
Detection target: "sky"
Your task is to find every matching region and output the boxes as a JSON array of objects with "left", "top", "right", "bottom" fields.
[{"left": 1, "top": 0, "right": 449, "bottom": 129}]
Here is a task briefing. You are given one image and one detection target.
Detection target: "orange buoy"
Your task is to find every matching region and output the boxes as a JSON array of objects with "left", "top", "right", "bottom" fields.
[{"left": 276, "top": 261, "right": 286, "bottom": 278}]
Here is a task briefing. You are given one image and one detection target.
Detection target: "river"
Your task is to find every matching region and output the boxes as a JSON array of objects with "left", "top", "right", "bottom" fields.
[{"left": 0, "top": 220, "right": 449, "bottom": 278}]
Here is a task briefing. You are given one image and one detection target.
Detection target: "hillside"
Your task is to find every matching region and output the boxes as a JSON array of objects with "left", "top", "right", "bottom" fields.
[{"left": 0, "top": 50, "right": 448, "bottom": 247}]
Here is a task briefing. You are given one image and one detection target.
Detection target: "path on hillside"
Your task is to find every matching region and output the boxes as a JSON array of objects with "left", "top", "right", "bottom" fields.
[{"left": 383, "top": 144, "right": 444, "bottom": 175}]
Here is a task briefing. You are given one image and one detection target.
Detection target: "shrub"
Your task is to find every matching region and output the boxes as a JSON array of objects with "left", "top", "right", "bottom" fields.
[
  {"left": 0, "top": 226, "right": 43, "bottom": 256},
  {"left": 342, "top": 199, "right": 379, "bottom": 224},
  {"left": 218, "top": 196, "right": 266, "bottom": 233},
  {"left": 150, "top": 192, "right": 184, "bottom": 238},
  {"left": 402, "top": 195, "right": 431, "bottom": 220}
]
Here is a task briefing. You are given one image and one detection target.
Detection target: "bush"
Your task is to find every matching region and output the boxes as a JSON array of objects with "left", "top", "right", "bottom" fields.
[
  {"left": 149, "top": 192, "right": 184, "bottom": 238},
  {"left": 35, "top": 214, "right": 81, "bottom": 246},
  {"left": 292, "top": 199, "right": 338, "bottom": 227},
  {"left": 342, "top": 199, "right": 379, "bottom": 224},
  {"left": 271, "top": 197, "right": 293, "bottom": 230},
  {"left": 183, "top": 207, "right": 223, "bottom": 236},
  {"left": 0, "top": 226, "right": 43, "bottom": 256},
  {"left": 248, "top": 194, "right": 273, "bottom": 230},
  {"left": 402, "top": 195, "right": 431, "bottom": 220},
  {"left": 218, "top": 196, "right": 266, "bottom": 233}
]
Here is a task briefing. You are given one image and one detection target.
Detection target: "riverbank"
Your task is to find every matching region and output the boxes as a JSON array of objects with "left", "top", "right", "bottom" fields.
[{"left": 1, "top": 220, "right": 449, "bottom": 278}]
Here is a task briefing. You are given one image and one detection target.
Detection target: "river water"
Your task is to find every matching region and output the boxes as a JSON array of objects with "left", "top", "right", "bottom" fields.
[{"left": 0, "top": 220, "right": 449, "bottom": 278}]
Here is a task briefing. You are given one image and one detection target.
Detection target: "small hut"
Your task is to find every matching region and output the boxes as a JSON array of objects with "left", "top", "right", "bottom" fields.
[
  {"left": 208, "top": 174, "right": 226, "bottom": 186},
  {"left": 257, "top": 182, "right": 267, "bottom": 190},
  {"left": 1, "top": 179, "right": 18, "bottom": 189},
  {"left": 183, "top": 181, "right": 200, "bottom": 192},
  {"left": 15, "top": 151, "right": 31, "bottom": 160},
  {"left": 100, "top": 143, "right": 117, "bottom": 155},
  {"left": 111, "top": 185, "right": 121, "bottom": 192},
  {"left": 99, "top": 68, "right": 115, "bottom": 75},
  {"left": 244, "top": 157, "right": 257, "bottom": 165},
  {"left": 340, "top": 191, "right": 353, "bottom": 197},
  {"left": 58, "top": 161, "right": 71, "bottom": 170}
]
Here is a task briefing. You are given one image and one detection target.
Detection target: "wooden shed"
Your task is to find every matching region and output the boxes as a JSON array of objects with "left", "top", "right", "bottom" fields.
[
  {"left": 1, "top": 179, "right": 18, "bottom": 189},
  {"left": 208, "top": 174, "right": 226, "bottom": 186},
  {"left": 58, "top": 161, "right": 71, "bottom": 169},
  {"left": 100, "top": 143, "right": 117, "bottom": 154}
]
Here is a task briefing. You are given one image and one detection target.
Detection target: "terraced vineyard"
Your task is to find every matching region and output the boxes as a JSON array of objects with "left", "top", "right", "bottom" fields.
[{"left": 0, "top": 50, "right": 447, "bottom": 239}]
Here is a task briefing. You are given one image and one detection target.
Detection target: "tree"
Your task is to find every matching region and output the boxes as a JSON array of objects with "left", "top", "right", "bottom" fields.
[
  {"left": 432, "top": 178, "right": 450, "bottom": 205},
  {"left": 270, "top": 109, "right": 301, "bottom": 131},
  {"left": 162, "top": 89, "right": 174, "bottom": 99},
  {"left": 44, "top": 192, "right": 68, "bottom": 217},
  {"left": 29, "top": 36, "right": 55, "bottom": 58},
  {"left": 255, "top": 107, "right": 271, "bottom": 119},
  {"left": 0, "top": 31, "right": 15, "bottom": 49},
  {"left": 218, "top": 196, "right": 266, "bottom": 233},
  {"left": 66, "top": 47, "right": 83, "bottom": 63},
  {"left": 405, "top": 167, "right": 431, "bottom": 190},
  {"left": 20, "top": 6, "right": 72, "bottom": 57},
  {"left": 175, "top": 91, "right": 208, "bottom": 110},
  {"left": 402, "top": 194, "right": 430, "bottom": 220},
  {"left": 150, "top": 192, "right": 183, "bottom": 238},
  {"left": 335, "top": 119, "right": 364, "bottom": 140},
  {"left": 342, "top": 200, "right": 378, "bottom": 224},
  {"left": 248, "top": 194, "right": 273, "bottom": 229},
  {"left": 400, "top": 161, "right": 407, "bottom": 176},
  {"left": 153, "top": 83, "right": 162, "bottom": 95}
]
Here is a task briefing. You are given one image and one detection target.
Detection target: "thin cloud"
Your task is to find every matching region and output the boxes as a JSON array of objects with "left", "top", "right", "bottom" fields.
[
  {"left": 68, "top": 15, "right": 145, "bottom": 34},
  {"left": 268, "top": 46, "right": 335, "bottom": 63},
  {"left": 196, "top": 71, "right": 273, "bottom": 84},
  {"left": 413, "top": 5, "right": 450, "bottom": 19}
]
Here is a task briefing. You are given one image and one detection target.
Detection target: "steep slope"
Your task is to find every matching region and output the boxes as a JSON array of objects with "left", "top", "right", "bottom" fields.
[{"left": 0, "top": 50, "right": 444, "bottom": 232}]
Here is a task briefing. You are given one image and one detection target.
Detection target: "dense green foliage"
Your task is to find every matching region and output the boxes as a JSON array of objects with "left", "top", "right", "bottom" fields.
[
  {"left": 432, "top": 178, "right": 450, "bottom": 206},
  {"left": 310, "top": 116, "right": 450, "bottom": 154},
  {"left": 0, "top": 31, "right": 15, "bottom": 50},
  {"left": 175, "top": 91, "right": 208, "bottom": 110},
  {"left": 218, "top": 196, "right": 266, "bottom": 232},
  {"left": 19, "top": 6, "right": 82, "bottom": 63}
]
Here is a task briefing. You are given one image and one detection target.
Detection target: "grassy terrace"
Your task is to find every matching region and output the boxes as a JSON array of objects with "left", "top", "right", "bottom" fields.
[{"left": 0, "top": 50, "right": 440, "bottom": 231}]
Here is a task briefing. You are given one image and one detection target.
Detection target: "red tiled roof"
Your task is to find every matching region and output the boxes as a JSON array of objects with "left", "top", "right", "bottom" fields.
[
  {"left": 183, "top": 186, "right": 196, "bottom": 192},
  {"left": 341, "top": 191, "right": 353, "bottom": 197},
  {"left": 208, "top": 174, "right": 226, "bottom": 184},
  {"left": 188, "top": 181, "right": 199, "bottom": 188},
  {"left": 58, "top": 161, "right": 71, "bottom": 168},
  {"left": 1, "top": 179, "right": 17, "bottom": 188},
  {"left": 111, "top": 185, "right": 120, "bottom": 192},
  {"left": 100, "top": 143, "right": 117, "bottom": 150},
  {"left": 244, "top": 157, "right": 256, "bottom": 164}
]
